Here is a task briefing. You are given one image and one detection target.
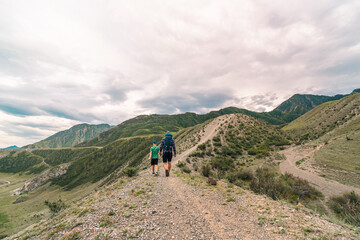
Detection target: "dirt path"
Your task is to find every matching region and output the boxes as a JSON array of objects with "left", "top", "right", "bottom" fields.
[
  {"left": 0, "top": 180, "right": 10, "bottom": 186},
  {"left": 280, "top": 146, "right": 360, "bottom": 198},
  {"left": 11, "top": 115, "right": 359, "bottom": 240}
]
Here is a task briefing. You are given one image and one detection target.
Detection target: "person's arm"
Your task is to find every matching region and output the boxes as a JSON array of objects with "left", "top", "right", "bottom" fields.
[
  {"left": 159, "top": 139, "right": 164, "bottom": 156},
  {"left": 173, "top": 139, "right": 176, "bottom": 157},
  {"left": 148, "top": 150, "right": 152, "bottom": 160}
]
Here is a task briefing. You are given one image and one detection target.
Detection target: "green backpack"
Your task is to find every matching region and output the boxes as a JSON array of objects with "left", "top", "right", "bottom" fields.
[{"left": 164, "top": 132, "right": 173, "bottom": 151}]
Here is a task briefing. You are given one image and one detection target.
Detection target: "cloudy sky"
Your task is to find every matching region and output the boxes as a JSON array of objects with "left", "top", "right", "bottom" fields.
[{"left": 0, "top": 0, "right": 359, "bottom": 147}]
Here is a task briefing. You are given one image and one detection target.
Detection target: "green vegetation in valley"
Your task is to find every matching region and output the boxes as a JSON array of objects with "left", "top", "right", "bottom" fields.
[{"left": 0, "top": 171, "right": 99, "bottom": 238}]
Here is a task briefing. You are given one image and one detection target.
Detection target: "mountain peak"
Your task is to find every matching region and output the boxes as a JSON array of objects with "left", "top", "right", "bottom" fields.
[{"left": 3, "top": 145, "right": 19, "bottom": 149}]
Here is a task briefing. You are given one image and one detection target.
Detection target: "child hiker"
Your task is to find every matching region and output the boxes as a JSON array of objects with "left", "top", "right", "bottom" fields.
[{"left": 149, "top": 140, "right": 160, "bottom": 175}]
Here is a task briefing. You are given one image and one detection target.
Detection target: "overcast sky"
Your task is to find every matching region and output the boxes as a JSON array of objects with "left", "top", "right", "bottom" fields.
[{"left": 0, "top": 0, "right": 359, "bottom": 147}]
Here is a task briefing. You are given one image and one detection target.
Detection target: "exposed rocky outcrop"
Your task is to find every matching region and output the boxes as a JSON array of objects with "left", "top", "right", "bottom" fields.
[{"left": 12, "top": 165, "right": 69, "bottom": 195}]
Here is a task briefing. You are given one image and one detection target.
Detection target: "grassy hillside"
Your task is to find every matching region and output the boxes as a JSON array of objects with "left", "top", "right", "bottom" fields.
[
  {"left": 23, "top": 123, "right": 111, "bottom": 149},
  {"left": 274, "top": 94, "right": 345, "bottom": 114},
  {"left": 0, "top": 151, "right": 44, "bottom": 174},
  {"left": 283, "top": 93, "right": 360, "bottom": 187},
  {"left": 0, "top": 172, "right": 99, "bottom": 238},
  {"left": 176, "top": 114, "right": 290, "bottom": 178},
  {"left": 31, "top": 148, "right": 98, "bottom": 167},
  {"left": 283, "top": 93, "right": 360, "bottom": 140},
  {"left": 53, "top": 135, "right": 162, "bottom": 189},
  {"left": 78, "top": 108, "right": 286, "bottom": 147}
]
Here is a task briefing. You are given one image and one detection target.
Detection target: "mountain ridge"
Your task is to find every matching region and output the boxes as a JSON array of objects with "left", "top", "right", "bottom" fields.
[{"left": 23, "top": 123, "right": 112, "bottom": 149}]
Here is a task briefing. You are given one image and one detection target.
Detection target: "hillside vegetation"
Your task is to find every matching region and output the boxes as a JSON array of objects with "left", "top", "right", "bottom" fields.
[
  {"left": 53, "top": 135, "right": 162, "bottom": 189},
  {"left": 177, "top": 114, "right": 290, "bottom": 178},
  {"left": 23, "top": 123, "right": 111, "bottom": 149},
  {"left": 283, "top": 93, "right": 360, "bottom": 140},
  {"left": 283, "top": 93, "right": 360, "bottom": 187},
  {"left": 0, "top": 151, "right": 44, "bottom": 174}
]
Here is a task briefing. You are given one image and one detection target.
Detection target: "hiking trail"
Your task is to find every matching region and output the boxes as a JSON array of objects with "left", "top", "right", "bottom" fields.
[{"left": 9, "top": 115, "right": 358, "bottom": 240}]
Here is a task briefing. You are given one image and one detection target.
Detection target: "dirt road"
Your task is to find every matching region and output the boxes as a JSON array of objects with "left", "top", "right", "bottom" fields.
[{"left": 280, "top": 146, "right": 360, "bottom": 198}]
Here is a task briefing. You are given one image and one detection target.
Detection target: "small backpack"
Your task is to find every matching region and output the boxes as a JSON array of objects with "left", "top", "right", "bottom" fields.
[{"left": 164, "top": 132, "right": 173, "bottom": 151}]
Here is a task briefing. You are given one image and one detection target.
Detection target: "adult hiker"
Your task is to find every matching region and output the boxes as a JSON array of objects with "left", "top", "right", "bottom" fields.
[
  {"left": 159, "top": 131, "right": 176, "bottom": 177},
  {"left": 149, "top": 140, "right": 160, "bottom": 175}
]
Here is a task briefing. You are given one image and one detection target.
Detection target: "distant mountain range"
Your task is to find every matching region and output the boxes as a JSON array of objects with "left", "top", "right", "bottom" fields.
[
  {"left": 3, "top": 145, "right": 19, "bottom": 149},
  {"left": 79, "top": 88, "right": 359, "bottom": 147},
  {"left": 13, "top": 88, "right": 359, "bottom": 149},
  {"left": 270, "top": 88, "right": 360, "bottom": 122},
  {"left": 23, "top": 123, "right": 112, "bottom": 149}
]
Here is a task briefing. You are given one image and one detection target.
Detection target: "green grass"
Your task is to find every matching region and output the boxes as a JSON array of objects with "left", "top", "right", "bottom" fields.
[
  {"left": 0, "top": 172, "right": 99, "bottom": 237},
  {"left": 314, "top": 120, "right": 360, "bottom": 187}
]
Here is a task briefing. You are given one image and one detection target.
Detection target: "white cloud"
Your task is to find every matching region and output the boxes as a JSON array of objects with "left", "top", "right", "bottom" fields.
[{"left": 0, "top": 0, "right": 359, "bottom": 147}]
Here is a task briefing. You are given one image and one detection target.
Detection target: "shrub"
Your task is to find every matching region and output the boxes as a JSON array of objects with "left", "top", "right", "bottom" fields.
[
  {"left": 181, "top": 166, "right": 191, "bottom": 174},
  {"left": 176, "top": 161, "right": 186, "bottom": 168},
  {"left": 236, "top": 169, "right": 253, "bottom": 181},
  {"left": 189, "top": 151, "right": 205, "bottom": 158},
  {"left": 213, "top": 136, "right": 221, "bottom": 142},
  {"left": 201, "top": 165, "right": 211, "bottom": 177},
  {"left": 328, "top": 191, "right": 360, "bottom": 226},
  {"left": 123, "top": 167, "right": 138, "bottom": 177},
  {"left": 227, "top": 169, "right": 253, "bottom": 184},
  {"left": 250, "top": 168, "right": 322, "bottom": 202},
  {"left": 197, "top": 143, "right": 206, "bottom": 151},
  {"left": 44, "top": 199, "right": 66, "bottom": 214},
  {"left": 210, "top": 157, "right": 234, "bottom": 172}
]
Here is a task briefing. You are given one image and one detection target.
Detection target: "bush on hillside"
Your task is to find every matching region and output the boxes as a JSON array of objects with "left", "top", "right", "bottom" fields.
[
  {"left": 176, "top": 161, "right": 186, "bottom": 168},
  {"left": 210, "top": 156, "right": 234, "bottom": 172},
  {"left": 45, "top": 199, "right": 66, "bottom": 215},
  {"left": 328, "top": 191, "right": 360, "bottom": 226},
  {"left": 181, "top": 166, "right": 191, "bottom": 174},
  {"left": 201, "top": 164, "right": 211, "bottom": 177},
  {"left": 227, "top": 168, "right": 254, "bottom": 184},
  {"left": 123, "top": 167, "right": 138, "bottom": 177},
  {"left": 250, "top": 168, "right": 322, "bottom": 203}
]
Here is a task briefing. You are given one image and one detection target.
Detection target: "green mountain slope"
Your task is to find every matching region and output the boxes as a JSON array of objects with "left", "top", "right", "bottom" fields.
[
  {"left": 283, "top": 93, "right": 360, "bottom": 140},
  {"left": 53, "top": 135, "right": 162, "bottom": 189},
  {"left": 267, "top": 89, "right": 360, "bottom": 123},
  {"left": 178, "top": 114, "right": 290, "bottom": 173},
  {"left": 23, "top": 123, "right": 111, "bottom": 149},
  {"left": 77, "top": 108, "right": 286, "bottom": 147},
  {"left": 78, "top": 89, "right": 359, "bottom": 147}
]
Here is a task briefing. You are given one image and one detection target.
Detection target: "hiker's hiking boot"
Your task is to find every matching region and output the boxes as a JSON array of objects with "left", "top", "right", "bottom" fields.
[{"left": 165, "top": 169, "right": 169, "bottom": 177}]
